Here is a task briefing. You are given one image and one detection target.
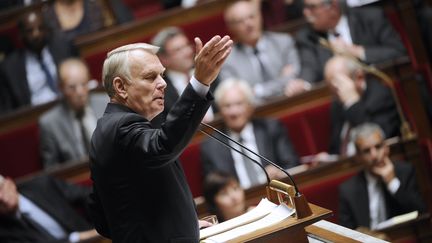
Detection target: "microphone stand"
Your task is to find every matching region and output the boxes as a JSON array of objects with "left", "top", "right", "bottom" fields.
[{"left": 200, "top": 122, "right": 313, "bottom": 219}]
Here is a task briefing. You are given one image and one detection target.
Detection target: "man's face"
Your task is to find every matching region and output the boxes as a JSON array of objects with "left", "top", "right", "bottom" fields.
[
  {"left": 0, "top": 178, "right": 19, "bottom": 216},
  {"left": 225, "top": 1, "right": 262, "bottom": 46},
  {"left": 303, "top": 0, "right": 338, "bottom": 32},
  {"left": 356, "top": 131, "right": 389, "bottom": 171},
  {"left": 20, "top": 12, "right": 48, "bottom": 54},
  {"left": 124, "top": 50, "right": 167, "bottom": 120},
  {"left": 60, "top": 62, "right": 90, "bottom": 113},
  {"left": 163, "top": 34, "right": 194, "bottom": 73},
  {"left": 219, "top": 86, "right": 253, "bottom": 133}
]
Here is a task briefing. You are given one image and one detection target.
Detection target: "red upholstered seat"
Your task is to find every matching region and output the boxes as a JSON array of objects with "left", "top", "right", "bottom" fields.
[
  {"left": 299, "top": 171, "right": 356, "bottom": 223},
  {"left": 180, "top": 142, "right": 203, "bottom": 197},
  {"left": 0, "top": 122, "right": 42, "bottom": 178}
]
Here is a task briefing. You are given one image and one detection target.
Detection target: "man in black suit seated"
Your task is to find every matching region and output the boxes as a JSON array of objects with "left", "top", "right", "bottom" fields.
[
  {"left": 324, "top": 55, "right": 400, "bottom": 156},
  {"left": 151, "top": 26, "right": 216, "bottom": 126},
  {"left": 0, "top": 10, "right": 76, "bottom": 113},
  {"left": 200, "top": 78, "right": 299, "bottom": 189},
  {"left": 0, "top": 174, "right": 99, "bottom": 243},
  {"left": 339, "top": 123, "right": 426, "bottom": 230},
  {"left": 89, "top": 36, "right": 233, "bottom": 242},
  {"left": 296, "top": 0, "right": 406, "bottom": 83}
]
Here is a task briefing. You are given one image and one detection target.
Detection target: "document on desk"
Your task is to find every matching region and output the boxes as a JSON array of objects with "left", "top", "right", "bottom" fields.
[
  {"left": 203, "top": 203, "right": 295, "bottom": 243},
  {"left": 200, "top": 198, "right": 278, "bottom": 239}
]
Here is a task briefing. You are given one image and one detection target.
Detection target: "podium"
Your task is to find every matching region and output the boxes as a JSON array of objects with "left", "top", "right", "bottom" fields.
[
  {"left": 230, "top": 203, "right": 332, "bottom": 243},
  {"left": 200, "top": 180, "right": 333, "bottom": 243}
]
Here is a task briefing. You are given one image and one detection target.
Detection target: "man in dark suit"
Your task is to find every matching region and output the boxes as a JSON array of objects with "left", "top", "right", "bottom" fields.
[
  {"left": 0, "top": 10, "right": 76, "bottom": 113},
  {"left": 324, "top": 56, "right": 400, "bottom": 156},
  {"left": 151, "top": 26, "right": 217, "bottom": 126},
  {"left": 0, "top": 175, "right": 99, "bottom": 242},
  {"left": 89, "top": 36, "right": 233, "bottom": 242},
  {"left": 200, "top": 79, "right": 299, "bottom": 189},
  {"left": 296, "top": 0, "right": 406, "bottom": 83},
  {"left": 338, "top": 123, "right": 426, "bottom": 230}
]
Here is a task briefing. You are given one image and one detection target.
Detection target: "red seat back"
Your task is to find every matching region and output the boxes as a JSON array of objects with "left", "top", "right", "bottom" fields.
[{"left": 0, "top": 122, "right": 42, "bottom": 178}]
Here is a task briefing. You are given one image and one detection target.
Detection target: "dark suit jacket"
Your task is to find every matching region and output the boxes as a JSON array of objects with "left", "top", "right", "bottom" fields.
[
  {"left": 339, "top": 161, "right": 426, "bottom": 229},
  {"left": 200, "top": 119, "right": 299, "bottom": 179},
  {"left": 89, "top": 84, "right": 212, "bottom": 242},
  {"left": 0, "top": 176, "right": 92, "bottom": 243},
  {"left": 329, "top": 78, "right": 400, "bottom": 154},
  {"left": 0, "top": 35, "right": 76, "bottom": 113},
  {"left": 296, "top": 7, "right": 406, "bottom": 83}
]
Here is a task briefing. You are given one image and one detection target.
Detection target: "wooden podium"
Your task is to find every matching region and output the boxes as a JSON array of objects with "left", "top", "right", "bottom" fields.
[
  {"left": 231, "top": 203, "right": 332, "bottom": 243},
  {"left": 200, "top": 180, "right": 333, "bottom": 243}
]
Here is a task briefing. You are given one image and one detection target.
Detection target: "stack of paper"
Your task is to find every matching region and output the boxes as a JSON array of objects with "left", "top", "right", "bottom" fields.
[{"left": 200, "top": 198, "right": 296, "bottom": 243}]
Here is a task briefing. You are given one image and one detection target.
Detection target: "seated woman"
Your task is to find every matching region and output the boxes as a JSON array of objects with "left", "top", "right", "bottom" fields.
[
  {"left": 203, "top": 171, "right": 250, "bottom": 222},
  {"left": 43, "top": 0, "right": 105, "bottom": 41}
]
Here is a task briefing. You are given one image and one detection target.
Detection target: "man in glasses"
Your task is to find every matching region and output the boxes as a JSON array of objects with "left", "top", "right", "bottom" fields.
[
  {"left": 296, "top": 0, "right": 405, "bottom": 83},
  {"left": 338, "top": 123, "right": 425, "bottom": 230}
]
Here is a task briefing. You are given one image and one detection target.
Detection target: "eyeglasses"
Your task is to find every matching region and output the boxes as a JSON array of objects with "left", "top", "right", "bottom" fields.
[
  {"left": 303, "top": 1, "right": 331, "bottom": 10},
  {"left": 358, "top": 143, "right": 385, "bottom": 155}
]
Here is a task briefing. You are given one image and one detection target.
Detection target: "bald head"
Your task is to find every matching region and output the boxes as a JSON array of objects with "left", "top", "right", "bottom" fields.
[{"left": 59, "top": 58, "right": 91, "bottom": 113}]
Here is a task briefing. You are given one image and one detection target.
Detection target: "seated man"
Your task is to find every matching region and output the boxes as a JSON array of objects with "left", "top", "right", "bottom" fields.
[
  {"left": 39, "top": 58, "right": 99, "bottom": 168},
  {"left": 324, "top": 55, "right": 400, "bottom": 156},
  {"left": 296, "top": 0, "right": 406, "bottom": 83},
  {"left": 0, "top": 174, "right": 100, "bottom": 242},
  {"left": 0, "top": 10, "right": 76, "bottom": 113},
  {"left": 200, "top": 79, "right": 299, "bottom": 189},
  {"left": 338, "top": 123, "right": 426, "bottom": 230},
  {"left": 220, "top": 0, "right": 306, "bottom": 103}
]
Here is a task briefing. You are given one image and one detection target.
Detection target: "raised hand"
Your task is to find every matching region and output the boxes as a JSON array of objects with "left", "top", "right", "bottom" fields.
[{"left": 194, "top": 35, "right": 233, "bottom": 86}]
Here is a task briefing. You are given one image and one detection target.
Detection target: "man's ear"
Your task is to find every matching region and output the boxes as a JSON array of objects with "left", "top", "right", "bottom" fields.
[{"left": 113, "top": 77, "right": 128, "bottom": 100}]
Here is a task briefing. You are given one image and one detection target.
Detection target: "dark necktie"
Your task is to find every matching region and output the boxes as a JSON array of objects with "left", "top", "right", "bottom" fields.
[
  {"left": 38, "top": 58, "right": 58, "bottom": 93},
  {"left": 76, "top": 111, "right": 90, "bottom": 154},
  {"left": 238, "top": 136, "right": 261, "bottom": 187},
  {"left": 253, "top": 48, "right": 272, "bottom": 82}
]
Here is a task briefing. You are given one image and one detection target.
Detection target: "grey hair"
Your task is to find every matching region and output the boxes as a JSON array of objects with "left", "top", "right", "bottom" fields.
[
  {"left": 351, "top": 123, "right": 385, "bottom": 147},
  {"left": 102, "top": 43, "right": 159, "bottom": 97},
  {"left": 214, "top": 78, "right": 255, "bottom": 107},
  {"left": 151, "top": 26, "right": 184, "bottom": 55}
]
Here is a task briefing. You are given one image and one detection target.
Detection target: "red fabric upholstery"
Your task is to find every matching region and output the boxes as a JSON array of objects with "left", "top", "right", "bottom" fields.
[
  {"left": 299, "top": 171, "right": 356, "bottom": 223},
  {"left": 279, "top": 101, "right": 331, "bottom": 156},
  {"left": 122, "top": 0, "right": 163, "bottom": 20},
  {"left": 0, "top": 23, "right": 23, "bottom": 49},
  {"left": 0, "top": 122, "right": 41, "bottom": 178},
  {"left": 180, "top": 142, "right": 203, "bottom": 197}
]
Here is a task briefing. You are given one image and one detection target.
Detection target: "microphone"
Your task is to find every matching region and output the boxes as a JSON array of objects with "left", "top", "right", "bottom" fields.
[{"left": 199, "top": 122, "right": 300, "bottom": 195}]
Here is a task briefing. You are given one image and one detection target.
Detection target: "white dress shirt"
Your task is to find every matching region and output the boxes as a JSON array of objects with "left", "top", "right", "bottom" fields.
[
  {"left": 25, "top": 47, "right": 58, "bottom": 105},
  {"left": 365, "top": 172, "right": 401, "bottom": 229}
]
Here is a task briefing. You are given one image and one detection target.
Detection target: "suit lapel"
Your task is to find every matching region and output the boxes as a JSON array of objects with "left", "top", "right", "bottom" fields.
[
  {"left": 356, "top": 173, "right": 371, "bottom": 227},
  {"left": 252, "top": 121, "right": 268, "bottom": 165},
  {"left": 218, "top": 129, "right": 239, "bottom": 177},
  {"left": 57, "top": 105, "right": 82, "bottom": 157}
]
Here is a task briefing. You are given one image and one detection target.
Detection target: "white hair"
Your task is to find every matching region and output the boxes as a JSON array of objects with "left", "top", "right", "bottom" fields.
[
  {"left": 214, "top": 78, "right": 255, "bottom": 107},
  {"left": 102, "top": 43, "right": 160, "bottom": 97}
]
